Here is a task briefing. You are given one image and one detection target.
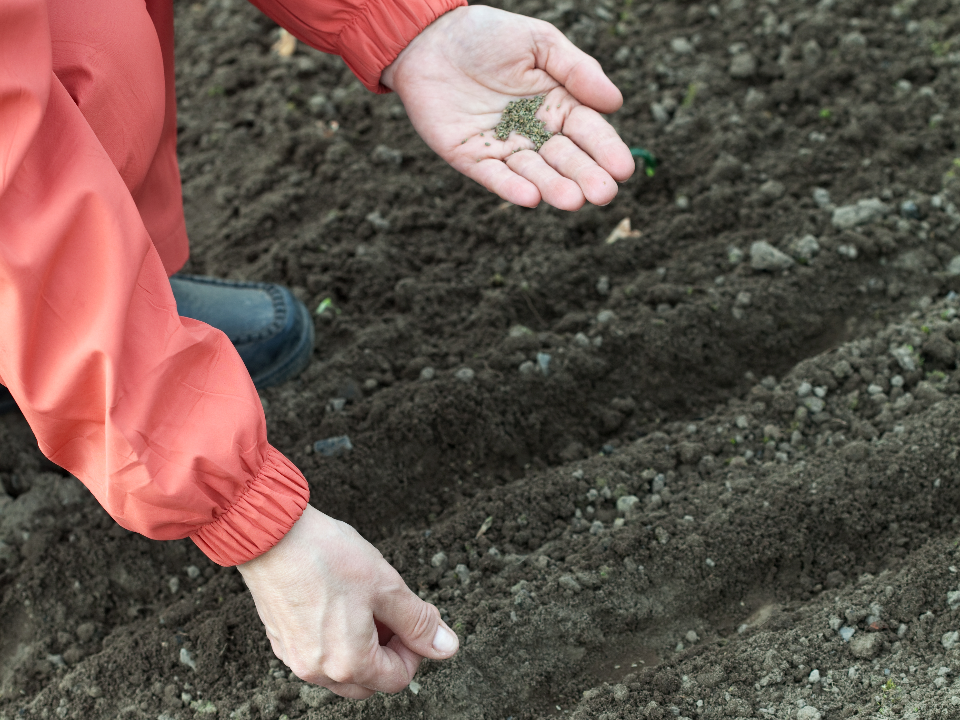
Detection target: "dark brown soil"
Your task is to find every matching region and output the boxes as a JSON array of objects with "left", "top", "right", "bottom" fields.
[{"left": 5, "top": 0, "right": 960, "bottom": 718}]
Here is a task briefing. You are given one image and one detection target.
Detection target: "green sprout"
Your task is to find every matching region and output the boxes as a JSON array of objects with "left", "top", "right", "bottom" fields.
[
  {"left": 819, "top": 108, "right": 832, "bottom": 120},
  {"left": 630, "top": 147, "right": 658, "bottom": 177},
  {"left": 315, "top": 297, "right": 341, "bottom": 316},
  {"left": 682, "top": 83, "right": 699, "bottom": 108}
]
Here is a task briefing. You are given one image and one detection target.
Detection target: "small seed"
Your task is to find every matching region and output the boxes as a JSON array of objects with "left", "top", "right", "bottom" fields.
[
  {"left": 495, "top": 95, "right": 552, "bottom": 150},
  {"left": 485, "top": 142, "right": 490, "bottom": 146}
]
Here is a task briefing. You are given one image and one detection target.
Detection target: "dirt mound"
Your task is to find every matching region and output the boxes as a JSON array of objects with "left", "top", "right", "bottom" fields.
[{"left": 5, "top": 0, "right": 960, "bottom": 718}]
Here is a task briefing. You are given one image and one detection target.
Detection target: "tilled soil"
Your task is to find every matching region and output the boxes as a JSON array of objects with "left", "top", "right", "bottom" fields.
[{"left": 5, "top": 0, "right": 960, "bottom": 718}]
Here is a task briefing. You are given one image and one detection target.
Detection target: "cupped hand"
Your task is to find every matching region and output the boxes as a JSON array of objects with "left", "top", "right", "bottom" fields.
[
  {"left": 381, "top": 5, "right": 635, "bottom": 210},
  {"left": 237, "top": 505, "right": 459, "bottom": 698}
]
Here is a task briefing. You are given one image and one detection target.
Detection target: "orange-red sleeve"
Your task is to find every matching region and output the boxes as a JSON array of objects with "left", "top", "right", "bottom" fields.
[
  {"left": 248, "top": 0, "right": 467, "bottom": 92},
  {"left": 0, "top": 0, "right": 307, "bottom": 567}
]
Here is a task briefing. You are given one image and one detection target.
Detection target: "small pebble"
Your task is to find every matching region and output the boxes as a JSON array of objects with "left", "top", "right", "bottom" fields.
[
  {"left": 186, "top": 565, "right": 201, "bottom": 580},
  {"left": 670, "top": 37, "right": 695, "bottom": 55},
  {"left": 790, "top": 234, "right": 820, "bottom": 260},
  {"left": 536, "top": 352, "right": 552, "bottom": 376},
  {"left": 808, "top": 669, "right": 820, "bottom": 683},
  {"left": 573, "top": 332, "right": 591, "bottom": 348},
  {"left": 179, "top": 648, "right": 197, "bottom": 671},
  {"left": 832, "top": 198, "right": 889, "bottom": 229},
  {"left": 597, "top": 310, "right": 616, "bottom": 324},
  {"left": 839, "top": 626, "right": 856, "bottom": 642},
  {"left": 750, "top": 241, "right": 794, "bottom": 271},
  {"left": 900, "top": 200, "right": 921, "bottom": 220},
  {"left": 812, "top": 188, "right": 832, "bottom": 208},
  {"left": 519, "top": 360, "right": 536, "bottom": 376},
  {"left": 729, "top": 52, "right": 758, "bottom": 78},
  {"left": 455, "top": 367, "right": 475, "bottom": 382},
  {"left": 430, "top": 551, "right": 448, "bottom": 570},
  {"left": 420, "top": 367, "right": 435, "bottom": 381},
  {"left": 616, "top": 495, "right": 640, "bottom": 514},
  {"left": 313, "top": 436, "right": 353, "bottom": 457}
]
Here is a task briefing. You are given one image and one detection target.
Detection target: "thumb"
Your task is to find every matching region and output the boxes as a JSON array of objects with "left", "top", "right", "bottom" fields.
[
  {"left": 375, "top": 586, "right": 460, "bottom": 660},
  {"left": 533, "top": 21, "right": 623, "bottom": 114}
]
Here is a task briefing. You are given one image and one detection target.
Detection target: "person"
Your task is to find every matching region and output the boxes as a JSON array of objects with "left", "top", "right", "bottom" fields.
[{"left": 0, "top": 0, "right": 635, "bottom": 699}]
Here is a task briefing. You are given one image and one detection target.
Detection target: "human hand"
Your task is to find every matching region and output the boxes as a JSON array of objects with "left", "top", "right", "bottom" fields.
[
  {"left": 237, "top": 505, "right": 459, "bottom": 698},
  {"left": 380, "top": 5, "right": 635, "bottom": 211}
]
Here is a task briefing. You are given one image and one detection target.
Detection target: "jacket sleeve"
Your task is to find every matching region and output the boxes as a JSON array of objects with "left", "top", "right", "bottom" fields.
[
  {"left": 248, "top": 0, "right": 467, "bottom": 92},
  {"left": 0, "top": 0, "right": 308, "bottom": 567}
]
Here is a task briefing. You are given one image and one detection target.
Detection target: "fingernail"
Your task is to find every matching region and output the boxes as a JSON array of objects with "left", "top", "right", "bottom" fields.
[{"left": 432, "top": 625, "right": 458, "bottom": 655}]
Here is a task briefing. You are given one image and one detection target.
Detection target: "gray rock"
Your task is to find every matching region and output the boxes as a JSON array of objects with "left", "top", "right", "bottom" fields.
[
  {"left": 790, "top": 234, "right": 820, "bottom": 260},
  {"left": 750, "top": 241, "right": 795, "bottom": 271},
  {"left": 890, "top": 345, "right": 917, "bottom": 372},
  {"left": 370, "top": 145, "right": 403, "bottom": 166},
  {"left": 455, "top": 367, "right": 475, "bottom": 382},
  {"left": 812, "top": 187, "right": 832, "bottom": 208},
  {"left": 849, "top": 632, "right": 882, "bottom": 658},
  {"left": 947, "top": 255, "right": 960, "bottom": 276},
  {"left": 900, "top": 200, "right": 921, "bottom": 219},
  {"left": 670, "top": 37, "right": 694, "bottom": 55},
  {"left": 616, "top": 495, "right": 640, "bottom": 514},
  {"left": 797, "top": 707, "right": 822, "bottom": 720},
  {"left": 650, "top": 102, "right": 671, "bottom": 124},
  {"left": 597, "top": 310, "right": 616, "bottom": 324},
  {"left": 942, "top": 631, "right": 960, "bottom": 650},
  {"left": 729, "top": 52, "right": 757, "bottom": 78},
  {"left": 559, "top": 575, "right": 582, "bottom": 592},
  {"left": 455, "top": 563, "right": 470, "bottom": 585},
  {"left": 313, "top": 436, "right": 353, "bottom": 457},
  {"left": 757, "top": 179, "right": 786, "bottom": 202},
  {"left": 831, "top": 198, "right": 890, "bottom": 229},
  {"left": 519, "top": 361, "right": 536, "bottom": 375},
  {"left": 419, "top": 367, "right": 435, "bottom": 381},
  {"left": 536, "top": 352, "right": 552, "bottom": 376},
  {"left": 430, "top": 551, "right": 448, "bottom": 570},
  {"left": 364, "top": 210, "right": 390, "bottom": 231}
]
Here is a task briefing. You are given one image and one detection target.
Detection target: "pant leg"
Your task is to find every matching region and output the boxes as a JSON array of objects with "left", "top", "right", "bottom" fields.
[{"left": 47, "top": 0, "right": 188, "bottom": 276}]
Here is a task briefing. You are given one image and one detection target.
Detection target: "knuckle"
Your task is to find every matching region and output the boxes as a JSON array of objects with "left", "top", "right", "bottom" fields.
[
  {"left": 409, "top": 601, "right": 439, "bottom": 640},
  {"left": 322, "top": 655, "right": 359, "bottom": 686}
]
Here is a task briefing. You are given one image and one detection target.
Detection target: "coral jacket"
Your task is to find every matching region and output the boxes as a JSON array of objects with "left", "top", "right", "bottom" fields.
[{"left": 0, "top": 0, "right": 464, "bottom": 566}]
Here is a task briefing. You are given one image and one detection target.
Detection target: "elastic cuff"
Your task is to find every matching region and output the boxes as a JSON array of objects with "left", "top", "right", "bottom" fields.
[
  {"left": 338, "top": 0, "right": 467, "bottom": 93},
  {"left": 191, "top": 446, "right": 309, "bottom": 566}
]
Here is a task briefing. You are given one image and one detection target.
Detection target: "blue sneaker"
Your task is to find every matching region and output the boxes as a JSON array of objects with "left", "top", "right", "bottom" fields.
[
  {"left": 0, "top": 386, "right": 15, "bottom": 414},
  {"left": 169, "top": 274, "right": 315, "bottom": 389}
]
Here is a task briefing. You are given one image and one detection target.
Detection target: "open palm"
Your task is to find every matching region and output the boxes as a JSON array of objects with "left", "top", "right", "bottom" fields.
[{"left": 381, "top": 5, "right": 636, "bottom": 210}]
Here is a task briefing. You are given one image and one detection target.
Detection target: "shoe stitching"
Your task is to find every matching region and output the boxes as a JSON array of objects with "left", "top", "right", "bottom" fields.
[{"left": 172, "top": 274, "right": 289, "bottom": 344}]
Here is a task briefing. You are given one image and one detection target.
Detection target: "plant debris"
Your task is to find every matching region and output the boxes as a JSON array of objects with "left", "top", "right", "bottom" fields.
[{"left": 495, "top": 95, "right": 552, "bottom": 150}]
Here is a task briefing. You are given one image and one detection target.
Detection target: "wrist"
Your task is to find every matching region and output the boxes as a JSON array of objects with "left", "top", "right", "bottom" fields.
[{"left": 380, "top": 5, "right": 468, "bottom": 91}]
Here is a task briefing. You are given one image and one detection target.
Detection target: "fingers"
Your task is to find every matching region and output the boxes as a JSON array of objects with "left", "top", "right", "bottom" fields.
[
  {"left": 469, "top": 157, "right": 542, "bottom": 207},
  {"left": 533, "top": 21, "right": 623, "bottom": 114},
  {"left": 557, "top": 105, "right": 635, "bottom": 183},
  {"left": 505, "top": 150, "right": 585, "bottom": 211},
  {"left": 538, "top": 134, "right": 618, "bottom": 206},
  {"left": 373, "top": 575, "right": 460, "bottom": 661}
]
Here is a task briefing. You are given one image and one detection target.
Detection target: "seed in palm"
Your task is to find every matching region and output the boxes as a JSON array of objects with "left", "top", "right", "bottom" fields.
[{"left": 495, "top": 95, "right": 552, "bottom": 151}]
